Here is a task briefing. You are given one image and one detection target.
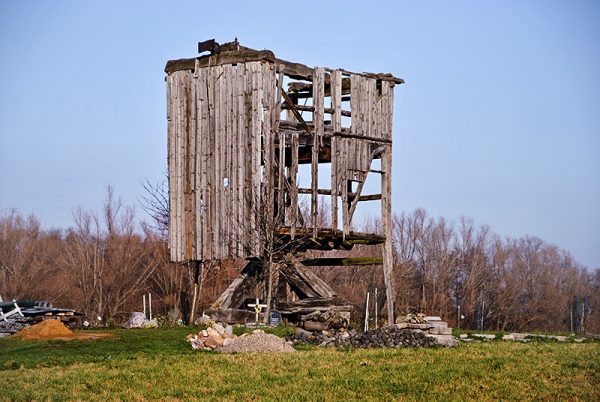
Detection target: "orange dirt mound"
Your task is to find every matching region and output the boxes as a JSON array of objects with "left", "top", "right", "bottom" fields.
[{"left": 13, "top": 319, "right": 112, "bottom": 340}]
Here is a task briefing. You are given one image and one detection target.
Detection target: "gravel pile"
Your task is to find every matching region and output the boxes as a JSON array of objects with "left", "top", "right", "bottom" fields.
[
  {"left": 216, "top": 332, "right": 296, "bottom": 353},
  {"left": 0, "top": 319, "right": 30, "bottom": 335},
  {"left": 288, "top": 326, "right": 439, "bottom": 349}
]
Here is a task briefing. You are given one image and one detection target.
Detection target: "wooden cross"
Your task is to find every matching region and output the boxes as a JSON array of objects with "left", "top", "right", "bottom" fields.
[{"left": 247, "top": 298, "right": 268, "bottom": 324}]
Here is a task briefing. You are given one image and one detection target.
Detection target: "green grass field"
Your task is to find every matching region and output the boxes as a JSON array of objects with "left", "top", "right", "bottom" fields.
[{"left": 1, "top": 327, "right": 598, "bottom": 401}]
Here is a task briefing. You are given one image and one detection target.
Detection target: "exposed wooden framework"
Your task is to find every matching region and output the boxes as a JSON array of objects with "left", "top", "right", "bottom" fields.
[{"left": 166, "top": 40, "right": 401, "bottom": 323}]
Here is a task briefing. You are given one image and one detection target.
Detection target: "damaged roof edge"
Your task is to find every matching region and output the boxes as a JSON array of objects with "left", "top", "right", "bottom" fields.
[{"left": 164, "top": 42, "right": 404, "bottom": 84}]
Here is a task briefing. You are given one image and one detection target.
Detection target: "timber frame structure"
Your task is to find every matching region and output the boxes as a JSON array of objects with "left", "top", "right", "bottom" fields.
[{"left": 165, "top": 40, "right": 402, "bottom": 324}]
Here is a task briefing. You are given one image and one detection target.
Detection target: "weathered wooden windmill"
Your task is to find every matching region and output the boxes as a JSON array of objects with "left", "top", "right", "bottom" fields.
[{"left": 165, "top": 40, "right": 402, "bottom": 324}]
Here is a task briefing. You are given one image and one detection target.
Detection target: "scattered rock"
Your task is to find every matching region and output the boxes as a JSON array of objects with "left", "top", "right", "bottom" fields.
[
  {"left": 205, "top": 333, "right": 225, "bottom": 349},
  {"left": 213, "top": 323, "right": 226, "bottom": 335},
  {"left": 206, "top": 327, "right": 220, "bottom": 338},
  {"left": 0, "top": 318, "right": 30, "bottom": 334}
]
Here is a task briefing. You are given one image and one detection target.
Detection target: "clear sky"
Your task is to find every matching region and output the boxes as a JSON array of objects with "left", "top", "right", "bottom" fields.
[{"left": 1, "top": 1, "right": 598, "bottom": 268}]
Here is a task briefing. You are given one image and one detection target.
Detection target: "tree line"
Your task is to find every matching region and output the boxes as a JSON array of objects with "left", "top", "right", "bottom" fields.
[{"left": 1, "top": 189, "right": 598, "bottom": 333}]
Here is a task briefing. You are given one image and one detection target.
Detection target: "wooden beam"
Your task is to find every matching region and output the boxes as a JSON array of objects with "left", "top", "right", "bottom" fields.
[
  {"left": 280, "top": 257, "right": 337, "bottom": 299},
  {"left": 381, "top": 143, "right": 395, "bottom": 325},
  {"left": 354, "top": 194, "right": 382, "bottom": 202},
  {"left": 281, "top": 103, "right": 351, "bottom": 117},
  {"left": 311, "top": 67, "right": 324, "bottom": 237},
  {"left": 332, "top": 132, "right": 392, "bottom": 144},
  {"left": 301, "top": 257, "right": 383, "bottom": 266},
  {"left": 280, "top": 90, "right": 312, "bottom": 133},
  {"left": 331, "top": 70, "right": 342, "bottom": 232},
  {"left": 297, "top": 187, "right": 332, "bottom": 196},
  {"left": 165, "top": 49, "right": 276, "bottom": 74}
]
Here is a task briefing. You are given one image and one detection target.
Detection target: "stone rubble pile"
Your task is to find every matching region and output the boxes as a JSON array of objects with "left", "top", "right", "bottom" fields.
[
  {"left": 300, "top": 309, "right": 349, "bottom": 332},
  {"left": 287, "top": 313, "right": 458, "bottom": 348},
  {"left": 0, "top": 318, "right": 30, "bottom": 336},
  {"left": 288, "top": 326, "right": 441, "bottom": 348},
  {"left": 186, "top": 322, "right": 295, "bottom": 353},
  {"left": 395, "top": 314, "right": 457, "bottom": 347}
]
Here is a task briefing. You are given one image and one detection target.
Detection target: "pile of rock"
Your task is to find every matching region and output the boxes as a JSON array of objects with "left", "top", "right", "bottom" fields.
[
  {"left": 0, "top": 318, "right": 30, "bottom": 336},
  {"left": 288, "top": 326, "right": 439, "bottom": 349},
  {"left": 186, "top": 323, "right": 296, "bottom": 353},
  {"left": 300, "top": 309, "right": 349, "bottom": 332},
  {"left": 186, "top": 322, "right": 235, "bottom": 350},
  {"left": 395, "top": 314, "right": 456, "bottom": 346}
]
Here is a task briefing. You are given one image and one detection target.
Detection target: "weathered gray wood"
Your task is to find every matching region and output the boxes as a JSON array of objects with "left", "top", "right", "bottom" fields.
[
  {"left": 301, "top": 257, "right": 383, "bottom": 266},
  {"left": 312, "top": 67, "right": 324, "bottom": 236},
  {"left": 289, "top": 132, "right": 299, "bottom": 237},
  {"left": 280, "top": 257, "right": 337, "bottom": 299},
  {"left": 331, "top": 70, "right": 342, "bottom": 231},
  {"left": 210, "top": 261, "right": 262, "bottom": 310},
  {"left": 165, "top": 48, "right": 276, "bottom": 74},
  {"left": 381, "top": 143, "right": 395, "bottom": 325}
]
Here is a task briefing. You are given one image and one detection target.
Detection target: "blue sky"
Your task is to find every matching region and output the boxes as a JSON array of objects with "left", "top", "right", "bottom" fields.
[{"left": 1, "top": 1, "right": 598, "bottom": 268}]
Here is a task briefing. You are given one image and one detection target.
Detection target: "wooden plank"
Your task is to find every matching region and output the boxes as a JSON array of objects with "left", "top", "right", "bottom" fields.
[
  {"left": 348, "top": 175, "right": 366, "bottom": 221},
  {"left": 281, "top": 104, "right": 351, "bottom": 117},
  {"left": 275, "top": 67, "right": 285, "bottom": 225},
  {"left": 224, "top": 64, "right": 233, "bottom": 258},
  {"left": 311, "top": 67, "right": 324, "bottom": 236},
  {"left": 381, "top": 143, "right": 395, "bottom": 324},
  {"left": 280, "top": 257, "right": 337, "bottom": 299},
  {"left": 176, "top": 72, "right": 184, "bottom": 260},
  {"left": 262, "top": 62, "right": 274, "bottom": 243},
  {"left": 197, "top": 67, "right": 208, "bottom": 259},
  {"left": 330, "top": 70, "right": 342, "bottom": 231},
  {"left": 166, "top": 73, "right": 174, "bottom": 260},
  {"left": 186, "top": 68, "right": 197, "bottom": 260},
  {"left": 207, "top": 66, "right": 216, "bottom": 259},
  {"left": 215, "top": 65, "right": 224, "bottom": 259},
  {"left": 289, "top": 132, "right": 299, "bottom": 237},
  {"left": 210, "top": 261, "right": 263, "bottom": 309},
  {"left": 166, "top": 48, "right": 276, "bottom": 74},
  {"left": 280, "top": 90, "right": 312, "bottom": 133},
  {"left": 250, "top": 62, "right": 261, "bottom": 256},
  {"left": 301, "top": 257, "right": 383, "bottom": 266},
  {"left": 244, "top": 63, "right": 253, "bottom": 255},
  {"left": 236, "top": 64, "right": 245, "bottom": 257}
]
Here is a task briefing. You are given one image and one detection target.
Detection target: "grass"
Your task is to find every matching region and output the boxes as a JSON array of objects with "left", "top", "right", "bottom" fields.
[{"left": 0, "top": 327, "right": 598, "bottom": 401}]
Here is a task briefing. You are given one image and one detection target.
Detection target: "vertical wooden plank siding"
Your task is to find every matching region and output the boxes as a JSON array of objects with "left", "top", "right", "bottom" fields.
[{"left": 167, "top": 60, "right": 396, "bottom": 271}]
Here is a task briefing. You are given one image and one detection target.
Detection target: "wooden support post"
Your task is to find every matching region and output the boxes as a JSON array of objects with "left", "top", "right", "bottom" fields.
[
  {"left": 381, "top": 144, "right": 395, "bottom": 325},
  {"left": 290, "top": 132, "right": 299, "bottom": 238},
  {"left": 331, "top": 70, "right": 342, "bottom": 231},
  {"left": 312, "top": 67, "right": 324, "bottom": 237}
]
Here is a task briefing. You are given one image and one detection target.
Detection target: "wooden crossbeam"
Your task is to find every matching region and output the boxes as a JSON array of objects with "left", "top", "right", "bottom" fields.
[
  {"left": 301, "top": 257, "right": 383, "bottom": 266},
  {"left": 280, "top": 90, "right": 312, "bottom": 134}
]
